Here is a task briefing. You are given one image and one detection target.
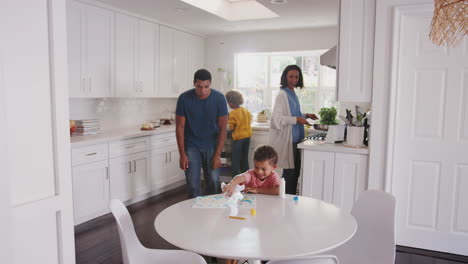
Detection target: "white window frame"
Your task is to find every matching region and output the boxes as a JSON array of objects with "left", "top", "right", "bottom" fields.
[{"left": 234, "top": 50, "right": 335, "bottom": 114}]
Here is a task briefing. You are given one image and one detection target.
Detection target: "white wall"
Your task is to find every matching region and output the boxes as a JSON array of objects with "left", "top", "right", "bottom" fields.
[
  {"left": 69, "top": 98, "right": 177, "bottom": 131},
  {"left": 204, "top": 27, "right": 338, "bottom": 92}
]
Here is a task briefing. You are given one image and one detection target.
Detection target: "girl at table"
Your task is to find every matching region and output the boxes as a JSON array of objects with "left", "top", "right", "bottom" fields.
[{"left": 223, "top": 145, "right": 280, "bottom": 196}]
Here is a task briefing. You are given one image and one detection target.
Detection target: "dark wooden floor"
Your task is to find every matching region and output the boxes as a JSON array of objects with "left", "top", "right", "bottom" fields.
[{"left": 75, "top": 186, "right": 468, "bottom": 264}]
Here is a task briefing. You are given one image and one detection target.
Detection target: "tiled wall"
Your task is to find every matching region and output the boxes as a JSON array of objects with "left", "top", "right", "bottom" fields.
[{"left": 69, "top": 98, "right": 177, "bottom": 131}]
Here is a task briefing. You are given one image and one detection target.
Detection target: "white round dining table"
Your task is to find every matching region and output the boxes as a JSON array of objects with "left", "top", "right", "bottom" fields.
[{"left": 154, "top": 194, "right": 357, "bottom": 262}]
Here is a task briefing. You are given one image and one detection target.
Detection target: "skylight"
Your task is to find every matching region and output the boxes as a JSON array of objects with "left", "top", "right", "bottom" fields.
[{"left": 180, "top": 0, "right": 279, "bottom": 21}]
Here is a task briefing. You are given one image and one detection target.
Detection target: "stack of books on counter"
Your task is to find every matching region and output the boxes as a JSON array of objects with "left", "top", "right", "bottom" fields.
[{"left": 73, "top": 119, "right": 101, "bottom": 136}]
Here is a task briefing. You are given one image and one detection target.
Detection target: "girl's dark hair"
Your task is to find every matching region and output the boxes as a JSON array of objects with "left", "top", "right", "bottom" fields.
[
  {"left": 225, "top": 90, "right": 244, "bottom": 107},
  {"left": 280, "top": 64, "right": 304, "bottom": 89},
  {"left": 193, "top": 69, "right": 212, "bottom": 82},
  {"left": 253, "top": 145, "right": 278, "bottom": 165}
]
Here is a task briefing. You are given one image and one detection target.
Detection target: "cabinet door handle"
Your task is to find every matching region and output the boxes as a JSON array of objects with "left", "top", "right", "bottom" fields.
[
  {"left": 125, "top": 145, "right": 135, "bottom": 149},
  {"left": 106, "top": 167, "right": 109, "bottom": 180},
  {"left": 82, "top": 77, "right": 86, "bottom": 93},
  {"left": 128, "top": 161, "right": 132, "bottom": 173},
  {"left": 133, "top": 160, "right": 136, "bottom": 172},
  {"left": 85, "top": 152, "right": 97, "bottom": 156},
  {"left": 88, "top": 77, "right": 92, "bottom": 93},
  {"left": 165, "top": 152, "right": 167, "bottom": 163},
  {"left": 169, "top": 152, "right": 171, "bottom": 162}
]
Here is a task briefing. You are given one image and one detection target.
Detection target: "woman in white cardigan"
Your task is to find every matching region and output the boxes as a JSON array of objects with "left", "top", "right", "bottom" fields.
[{"left": 268, "top": 65, "right": 318, "bottom": 194}]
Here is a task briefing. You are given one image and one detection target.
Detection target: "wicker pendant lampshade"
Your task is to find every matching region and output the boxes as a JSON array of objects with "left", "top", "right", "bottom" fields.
[{"left": 429, "top": 0, "right": 467, "bottom": 47}]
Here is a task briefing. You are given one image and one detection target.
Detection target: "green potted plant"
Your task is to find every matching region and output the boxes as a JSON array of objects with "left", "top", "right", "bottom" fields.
[{"left": 318, "top": 107, "right": 338, "bottom": 125}]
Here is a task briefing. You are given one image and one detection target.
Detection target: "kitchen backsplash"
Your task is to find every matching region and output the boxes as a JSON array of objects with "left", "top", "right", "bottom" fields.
[{"left": 69, "top": 98, "right": 177, "bottom": 131}]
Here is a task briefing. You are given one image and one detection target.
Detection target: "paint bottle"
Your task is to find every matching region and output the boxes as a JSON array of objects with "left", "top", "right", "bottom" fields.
[{"left": 279, "top": 178, "right": 286, "bottom": 198}]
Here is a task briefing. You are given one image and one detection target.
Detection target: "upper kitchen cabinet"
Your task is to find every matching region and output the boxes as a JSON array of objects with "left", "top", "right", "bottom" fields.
[
  {"left": 337, "top": 0, "right": 375, "bottom": 102},
  {"left": 189, "top": 35, "right": 205, "bottom": 87},
  {"left": 115, "top": 13, "right": 159, "bottom": 97},
  {"left": 67, "top": 0, "right": 115, "bottom": 98},
  {"left": 158, "top": 26, "right": 204, "bottom": 98}
]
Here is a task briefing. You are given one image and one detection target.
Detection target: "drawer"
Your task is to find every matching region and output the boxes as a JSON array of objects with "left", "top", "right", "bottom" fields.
[
  {"left": 151, "top": 133, "right": 176, "bottom": 149},
  {"left": 72, "top": 143, "right": 109, "bottom": 166},
  {"left": 109, "top": 136, "right": 150, "bottom": 158}
]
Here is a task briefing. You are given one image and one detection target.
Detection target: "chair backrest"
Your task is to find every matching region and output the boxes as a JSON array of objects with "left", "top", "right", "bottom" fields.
[
  {"left": 266, "top": 255, "right": 338, "bottom": 264},
  {"left": 109, "top": 199, "right": 144, "bottom": 264},
  {"left": 328, "top": 190, "right": 396, "bottom": 264}
]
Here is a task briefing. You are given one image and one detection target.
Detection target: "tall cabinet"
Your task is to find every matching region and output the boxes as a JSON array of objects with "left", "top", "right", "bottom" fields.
[
  {"left": 115, "top": 13, "right": 159, "bottom": 97},
  {"left": 67, "top": 0, "right": 115, "bottom": 98},
  {"left": 337, "top": 0, "right": 375, "bottom": 102}
]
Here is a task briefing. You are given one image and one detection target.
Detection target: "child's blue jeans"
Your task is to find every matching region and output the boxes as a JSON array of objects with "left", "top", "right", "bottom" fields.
[{"left": 231, "top": 137, "right": 251, "bottom": 176}]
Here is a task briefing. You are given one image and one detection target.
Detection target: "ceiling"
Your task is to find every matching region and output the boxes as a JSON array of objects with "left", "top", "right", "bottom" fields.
[{"left": 96, "top": 0, "right": 339, "bottom": 36}]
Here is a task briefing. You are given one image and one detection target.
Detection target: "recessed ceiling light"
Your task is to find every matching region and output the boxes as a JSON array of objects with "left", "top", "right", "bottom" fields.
[{"left": 270, "top": 0, "right": 287, "bottom": 4}]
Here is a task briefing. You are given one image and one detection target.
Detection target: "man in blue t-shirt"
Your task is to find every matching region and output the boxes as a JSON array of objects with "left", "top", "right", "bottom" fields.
[{"left": 175, "top": 69, "right": 228, "bottom": 198}]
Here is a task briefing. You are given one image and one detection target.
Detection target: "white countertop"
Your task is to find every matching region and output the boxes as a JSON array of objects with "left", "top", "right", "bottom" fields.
[
  {"left": 298, "top": 140, "right": 369, "bottom": 155},
  {"left": 70, "top": 125, "right": 176, "bottom": 147}
]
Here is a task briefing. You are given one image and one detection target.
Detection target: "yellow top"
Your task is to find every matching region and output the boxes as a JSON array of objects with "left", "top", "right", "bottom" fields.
[{"left": 228, "top": 107, "right": 252, "bottom": 141}]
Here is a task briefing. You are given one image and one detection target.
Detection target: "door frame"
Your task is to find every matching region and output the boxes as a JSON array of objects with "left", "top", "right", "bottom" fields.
[{"left": 368, "top": 0, "right": 433, "bottom": 191}]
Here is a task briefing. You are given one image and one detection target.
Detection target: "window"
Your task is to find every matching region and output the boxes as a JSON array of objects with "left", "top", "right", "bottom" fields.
[{"left": 234, "top": 51, "right": 338, "bottom": 115}]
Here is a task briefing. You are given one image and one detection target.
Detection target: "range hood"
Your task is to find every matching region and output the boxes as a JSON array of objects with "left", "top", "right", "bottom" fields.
[{"left": 320, "top": 45, "right": 337, "bottom": 69}]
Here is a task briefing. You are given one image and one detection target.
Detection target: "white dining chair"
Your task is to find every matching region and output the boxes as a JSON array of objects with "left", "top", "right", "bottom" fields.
[
  {"left": 109, "top": 199, "right": 207, "bottom": 264},
  {"left": 319, "top": 190, "right": 396, "bottom": 264},
  {"left": 266, "top": 255, "right": 338, "bottom": 264}
]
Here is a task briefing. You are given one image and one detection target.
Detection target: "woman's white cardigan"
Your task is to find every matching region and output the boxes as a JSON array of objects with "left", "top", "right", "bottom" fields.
[{"left": 268, "top": 89, "right": 297, "bottom": 169}]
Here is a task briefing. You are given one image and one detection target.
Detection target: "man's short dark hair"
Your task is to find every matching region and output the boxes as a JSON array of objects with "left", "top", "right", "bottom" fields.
[
  {"left": 280, "top": 64, "right": 304, "bottom": 89},
  {"left": 194, "top": 69, "right": 212, "bottom": 82},
  {"left": 253, "top": 145, "right": 278, "bottom": 165}
]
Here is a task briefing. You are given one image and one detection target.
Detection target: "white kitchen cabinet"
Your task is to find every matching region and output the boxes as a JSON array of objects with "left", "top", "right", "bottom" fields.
[
  {"left": 150, "top": 133, "right": 184, "bottom": 189},
  {"left": 151, "top": 145, "right": 184, "bottom": 189},
  {"left": 72, "top": 160, "right": 109, "bottom": 225},
  {"left": 301, "top": 149, "right": 368, "bottom": 211},
  {"left": 67, "top": 0, "right": 115, "bottom": 98},
  {"left": 188, "top": 35, "right": 205, "bottom": 89},
  {"left": 248, "top": 130, "right": 269, "bottom": 169},
  {"left": 110, "top": 151, "right": 151, "bottom": 201},
  {"left": 115, "top": 13, "right": 159, "bottom": 97},
  {"left": 158, "top": 25, "right": 204, "bottom": 97},
  {"left": 337, "top": 0, "right": 375, "bottom": 102}
]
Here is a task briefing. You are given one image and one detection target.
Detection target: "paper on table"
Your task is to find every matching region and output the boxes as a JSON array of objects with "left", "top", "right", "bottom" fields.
[{"left": 192, "top": 194, "right": 256, "bottom": 208}]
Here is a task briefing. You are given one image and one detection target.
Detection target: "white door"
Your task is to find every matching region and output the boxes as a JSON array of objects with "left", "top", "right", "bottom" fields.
[
  {"left": 390, "top": 6, "right": 468, "bottom": 255},
  {"left": 173, "top": 30, "right": 190, "bottom": 95},
  {"left": 138, "top": 20, "right": 158, "bottom": 97},
  {"left": 110, "top": 155, "right": 134, "bottom": 201},
  {"left": 115, "top": 13, "right": 137, "bottom": 97},
  {"left": 301, "top": 150, "right": 335, "bottom": 204},
  {"left": 158, "top": 25, "right": 174, "bottom": 97},
  {"left": 333, "top": 153, "right": 367, "bottom": 212},
  {"left": 67, "top": 0, "right": 86, "bottom": 97},
  {"left": 131, "top": 151, "right": 151, "bottom": 196},
  {"left": 2, "top": 0, "right": 76, "bottom": 263},
  {"left": 72, "top": 160, "right": 109, "bottom": 224},
  {"left": 151, "top": 149, "right": 168, "bottom": 189},
  {"left": 85, "top": 4, "right": 114, "bottom": 97}
]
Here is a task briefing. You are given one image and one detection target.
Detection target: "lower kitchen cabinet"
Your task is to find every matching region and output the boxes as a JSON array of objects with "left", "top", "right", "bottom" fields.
[
  {"left": 110, "top": 151, "right": 151, "bottom": 201},
  {"left": 72, "top": 160, "right": 109, "bottom": 225},
  {"left": 151, "top": 144, "right": 184, "bottom": 189},
  {"left": 301, "top": 149, "right": 368, "bottom": 212}
]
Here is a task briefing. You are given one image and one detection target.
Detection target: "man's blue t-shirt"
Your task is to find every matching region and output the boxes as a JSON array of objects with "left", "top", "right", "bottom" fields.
[{"left": 176, "top": 88, "right": 228, "bottom": 151}]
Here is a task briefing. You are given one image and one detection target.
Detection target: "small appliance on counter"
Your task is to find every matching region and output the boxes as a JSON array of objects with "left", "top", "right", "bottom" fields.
[{"left": 324, "top": 125, "right": 345, "bottom": 143}]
